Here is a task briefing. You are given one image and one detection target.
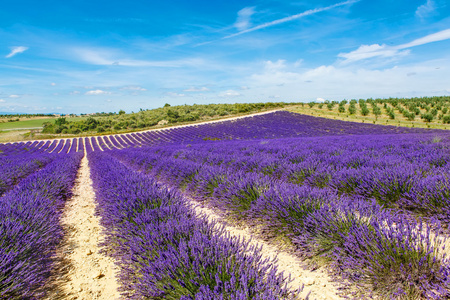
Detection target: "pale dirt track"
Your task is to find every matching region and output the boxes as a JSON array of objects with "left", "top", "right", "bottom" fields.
[
  {"left": 46, "top": 155, "right": 120, "bottom": 300},
  {"left": 188, "top": 200, "right": 345, "bottom": 300}
]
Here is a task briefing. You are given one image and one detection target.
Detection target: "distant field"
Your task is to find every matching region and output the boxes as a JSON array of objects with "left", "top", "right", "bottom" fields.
[{"left": 0, "top": 117, "right": 86, "bottom": 130}]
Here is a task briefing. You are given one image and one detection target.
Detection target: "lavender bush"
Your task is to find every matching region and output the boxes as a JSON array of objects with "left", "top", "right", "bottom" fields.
[
  {"left": 88, "top": 151, "right": 299, "bottom": 299},
  {"left": 0, "top": 152, "right": 82, "bottom": 298}
]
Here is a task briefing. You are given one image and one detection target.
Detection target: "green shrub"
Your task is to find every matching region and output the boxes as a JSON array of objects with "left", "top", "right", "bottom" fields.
[
  {"left": 443, "top": 115, "right": 450, "bottom": 124},
  {"left": 421, "top": 113, "right": 434, "bottom": 122}
]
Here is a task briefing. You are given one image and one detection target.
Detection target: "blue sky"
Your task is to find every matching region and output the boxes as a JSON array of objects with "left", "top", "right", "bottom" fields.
[{"left": 1, "top": 0, "right": 449, "bottom": 114}]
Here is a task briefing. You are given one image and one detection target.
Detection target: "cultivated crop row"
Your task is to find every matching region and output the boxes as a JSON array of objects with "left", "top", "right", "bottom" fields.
[
  {"left": 88, "top": 150, "right": 301, "bottom": 299},
  {"left": 0, "top": 152, "right": 83, "bottom": 298},
  {"left": 1, "top": 111, "right": 450, "bottom": 299},
  {"left": 4, "top": 111, "right": 446, "bottom": 156},
  {"left": 108, "top": 132, "right": 450, "bottom": 299}
]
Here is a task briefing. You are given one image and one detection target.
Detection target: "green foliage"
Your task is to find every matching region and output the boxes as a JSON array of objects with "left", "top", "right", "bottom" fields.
[
  {"left": 54, "top": 117, "right": 66, "bottom": 126},
  {"left": 373, "top": 106, "right": 381, "bottom": 118},
  {"left": 443, "top": 115, "right": 450, "bottom": 124},
  {"left": 348, "top": 104, "right": 356, "bottom": 115},
  {"left": 308, "top": 102, "right": 316, "bottom": 108},
  {"left": 421, "top": 112, "right": 434, "bottom": 122},
  {"left": 361, "top": 106, "right": 370, "bottom": 116}
]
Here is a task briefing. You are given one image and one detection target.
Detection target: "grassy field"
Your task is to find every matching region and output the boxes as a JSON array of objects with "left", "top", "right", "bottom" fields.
[
  {"left": 286, "top": 104, "right": 450, "bottom": 130},
  {"left": 0, "top": 117, "right": 86, "bottom": 130}
]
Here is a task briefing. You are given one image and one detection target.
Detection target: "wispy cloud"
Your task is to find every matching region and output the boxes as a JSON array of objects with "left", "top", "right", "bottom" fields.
[
  {"left": 120, "top": 85, "right": 147, "bottom": 91},
  {"left": 416, "top": 0, "right": 436, "bottom": 19},
  {"left": 166, "top": 92, "right": 186, "bottom": 97},
  {"left": 338, "top": 44, "right": 410, "bottom": 63},
  {"left": 183, "top": 86, "right": 209, "bottom": 92},
  {"left": 218, "top": 90, "right": 241, "bottom": 97},
  {"left": 74, "top": 48, "right": 204, "bottom": 67},
  {"left": 9, "top": 94, "right": 20, "bottom": 98},
  {"left": 0, "top": 99, "right": 5, "bottom": 103},
  {"left": 338, "top": 28, "right": 450, "bottom": 63},
  {"left": 85, "top": 89, "right": 111, "bottom": 95},
  {"left": 234, "top": 7, "right": 256, "bottom": 31},
  {"left": 5, "top": 46, "right": 29, "bottom": 58},
  {"left": 398, "top": 28, "right": 450, "bottom": 49},
  {"left": 224, "top": 0, "right": 359, "bottom": 39}
]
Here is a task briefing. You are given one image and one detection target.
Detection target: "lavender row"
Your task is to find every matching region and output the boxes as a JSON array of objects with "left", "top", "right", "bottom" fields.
[
  {"left": 0, "top": 152, "right": 83, "bottom": 298},
  {"left": 111, "top": 142, "right": 450, "bottom": 299},
  {"left": 0, "top": 138, "right": 85, "bottom": 157},
  {"left": 67, "top": 111, "right": 449, "bottom": 152},
  {"left": 124, "top": 132, "right": 450, "bottom": 224},
  {"left": 88, "top": 150, "right": 299, "bottom": 299},
  {"left": 2, "top": 111, "right": 446, "bottom": 155},
  {"left": 0, "top": 152, "right": 57, "bottom": 197}
]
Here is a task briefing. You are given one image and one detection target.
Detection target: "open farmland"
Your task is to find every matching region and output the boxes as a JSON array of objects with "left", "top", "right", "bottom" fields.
[{"left": 1, "top": 111, "right": 450, "bottom": 299}]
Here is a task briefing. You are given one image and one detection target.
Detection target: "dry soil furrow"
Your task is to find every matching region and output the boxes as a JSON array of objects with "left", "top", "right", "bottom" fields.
[
  {"left": 188, "top": 200, "right": 345, "bottom": 300},
  {"left": 46, "top": 155, "right": 120, "bottom": 300}
]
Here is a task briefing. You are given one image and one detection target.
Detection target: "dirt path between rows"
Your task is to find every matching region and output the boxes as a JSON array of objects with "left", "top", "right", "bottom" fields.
[
  {"left": 188, "top": 200, "right": 345, "bottom": 300},
  {"left": 46, "top": 155, "right": 120, "bottom": 299}
]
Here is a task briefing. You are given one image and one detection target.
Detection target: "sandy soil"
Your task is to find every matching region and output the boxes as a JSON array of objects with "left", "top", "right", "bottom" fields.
[
  {"left": 45, "top": 155, "right": 120, "bottom": 300},
  {"left": 188, "top": 200, "right": 345, "bottom": 300}
]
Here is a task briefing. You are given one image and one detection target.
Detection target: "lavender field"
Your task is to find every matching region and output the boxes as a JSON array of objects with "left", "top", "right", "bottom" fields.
[{"left": 1, "top": 111, "right": 450, "bottom": 299}]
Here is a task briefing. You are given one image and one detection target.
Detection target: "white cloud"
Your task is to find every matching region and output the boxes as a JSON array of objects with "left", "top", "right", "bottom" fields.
[
  {"left": 249, "top": 59, "right": 450, "bottom": 101},
  {"left": 264, "top": 59, "right": 287, "bottom": 71},
  {"left": 166, "top": 92, "right": 185, "bottom": 97},
  {"left": 218, "top": 90, "right": 241, "bottom": 97},
  {"left": 338, "top": 44, "right": 410, "bottom": 63},
  {"left": 0, "top": 99, "right": 5, "bottom": 103},
  {"left": 225, "top": 0, "right": 359, "bottom": 39},
  {"left": 338, "top": 28, "right": 450, "bottom": 64},
  {"left": 416, "top": 0, "right": 436, "bottom": 19},
  {"left": 234, "top": 7, "right": 256, "bottom": 31},
  {"left": 5, "top": 46, "right": 29, "bottom": 58},
  {"left": 398, "top": 28, "right": 450, "bottom": 49},
  {"left": 85, "top": 89, "right": 111, "bottom": 95},
  {"left": 9, "top": 95, "right": 20, "bottom": 98},
  {"left": 74, "top": 48, "right": 204, "bottom": 68},
  {"left": 120, "top": 85, "right": 147, "bottom": 91},
  {"left": 183, "top": 86, "right": 209, "bottom": 92},
  {"left": 51, "top": 82, "right": 56, "bottom": 86},
  {"left": 316, "top": 97, "right": 326, "bottom": 102},
  {"left": 106, "top": 99, "right": 112, "bottom": 102}
]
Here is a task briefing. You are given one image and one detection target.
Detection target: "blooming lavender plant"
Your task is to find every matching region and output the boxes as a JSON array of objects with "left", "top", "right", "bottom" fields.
[
  {"left": 0, "top": 152, "right": 82, "bottom": 298},
  {"left": 88, "top": 151, "right": 299, "bottom": 299}
]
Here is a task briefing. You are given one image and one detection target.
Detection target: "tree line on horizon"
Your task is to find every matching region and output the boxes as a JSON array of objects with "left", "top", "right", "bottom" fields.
[{"left": 41, "top": 102, "right": 292, "bottom": 135}]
